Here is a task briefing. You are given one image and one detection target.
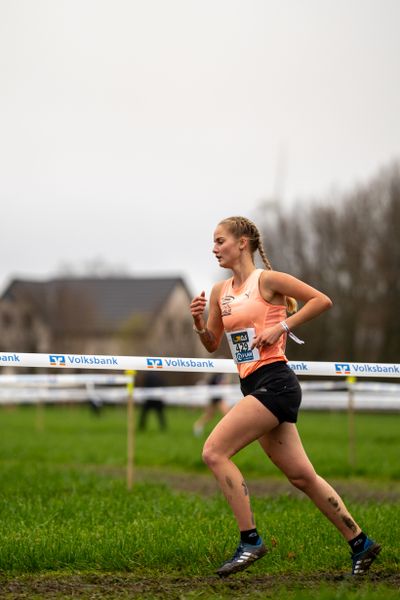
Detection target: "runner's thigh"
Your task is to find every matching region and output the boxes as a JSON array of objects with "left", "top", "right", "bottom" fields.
[
  {"left": 258, "top": 422, "right": 316, "bottom": 479},
  {"left": 204, "top": 395, "right": 279, "bottom": 458}
]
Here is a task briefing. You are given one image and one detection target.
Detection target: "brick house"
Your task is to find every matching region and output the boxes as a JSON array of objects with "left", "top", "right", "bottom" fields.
[{"left": 0, "top": 276, "right": 208, "bottom": 382}]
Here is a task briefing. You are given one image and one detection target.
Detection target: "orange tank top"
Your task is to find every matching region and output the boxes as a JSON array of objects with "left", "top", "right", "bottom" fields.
[{"left": 219, "top": 268, "right": 288, "bottom": 378}]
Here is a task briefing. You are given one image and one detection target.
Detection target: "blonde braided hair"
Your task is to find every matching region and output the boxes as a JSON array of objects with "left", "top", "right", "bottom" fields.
[{"left": 219, "top": 216, "right": 298, "bottom": 313}]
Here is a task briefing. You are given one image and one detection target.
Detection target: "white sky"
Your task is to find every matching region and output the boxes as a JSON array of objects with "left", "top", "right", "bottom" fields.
[{"left": 1, "top": 0, "right": 400, "bottom": 298}]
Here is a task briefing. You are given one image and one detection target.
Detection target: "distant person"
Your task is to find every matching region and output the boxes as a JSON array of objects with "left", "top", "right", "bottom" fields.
[
  {"left": 190, "top": 215, "right": 381, "bottom": 577},
  {"left": 193, "top": 372, "right": 230, "bottom": 436},
  {"left": 138, "top": 370, "right": 167, "bottom": 431},
  {"left": 86, "top": 382, "right": 103, "bottom": 416}
]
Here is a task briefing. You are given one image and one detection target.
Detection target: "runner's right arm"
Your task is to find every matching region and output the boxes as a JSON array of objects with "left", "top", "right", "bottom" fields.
[{"left": 190, "top": 282, "right": 225, "bottom": 353}]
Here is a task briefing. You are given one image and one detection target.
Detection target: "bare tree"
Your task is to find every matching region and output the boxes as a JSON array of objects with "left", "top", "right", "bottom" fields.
[{"left": 260, "top": 162, "right": 400, "bottom": 362}]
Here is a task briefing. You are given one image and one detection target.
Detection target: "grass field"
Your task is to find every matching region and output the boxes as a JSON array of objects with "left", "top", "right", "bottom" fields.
[{"left": 0, "top": 403, "right": 399, "bottom": 599}]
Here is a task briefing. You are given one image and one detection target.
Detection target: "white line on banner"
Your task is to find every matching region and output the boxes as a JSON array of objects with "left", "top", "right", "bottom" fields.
[{"left": 0, "top": 352, "right": 400, "bottom": 378}]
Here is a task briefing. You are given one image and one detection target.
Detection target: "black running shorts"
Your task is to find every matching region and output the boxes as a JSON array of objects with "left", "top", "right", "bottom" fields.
[{"left": 239, "top": 361, "right": 302, "bottom": 423}]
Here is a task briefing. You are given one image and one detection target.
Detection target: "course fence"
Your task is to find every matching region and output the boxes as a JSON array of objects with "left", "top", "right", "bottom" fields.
[
  {"left": 1, "top": 375, "right": 400, "bottom": 411},
  {"left": 1, "top": 351, "right": 400, "bottom": 377},
  {"left": 1, "top": 352, "right": 399, "bottom": 488}
]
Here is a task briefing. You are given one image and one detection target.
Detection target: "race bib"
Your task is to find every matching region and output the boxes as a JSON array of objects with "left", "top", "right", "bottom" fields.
[{"left": 226, "top": 328, "right": 260, "bottom": 364}]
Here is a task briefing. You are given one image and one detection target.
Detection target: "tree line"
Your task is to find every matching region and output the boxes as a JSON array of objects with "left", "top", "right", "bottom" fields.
[{"left": 260, "top": 162, "right": 400, "bottom": 363}]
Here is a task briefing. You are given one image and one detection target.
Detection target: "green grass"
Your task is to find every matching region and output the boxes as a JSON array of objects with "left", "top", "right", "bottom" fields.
[
  {"left": 0, "top": 405, "right": 399, "bottom": 598},
  {"left": 1, "top": 467, "right": 396, "bottom": 575},
  {"left": 1, "top": 405, "right": 399, "bottom": 479}
]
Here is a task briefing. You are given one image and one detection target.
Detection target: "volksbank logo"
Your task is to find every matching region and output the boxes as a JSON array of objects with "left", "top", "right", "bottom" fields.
[
  {"left": 288, "top": 362, "right": 309, "bottom": 372},
  {"left": 146, "top": 357, "right": 216, "bottom": 369},
  {"left": 49, "top": 354, "right": 119, "bottom": 367},
  {"left": 49, "top": 354, "right": 66, "bottom": 367},
  {"left": 335, "top": 363, "right": 351, "bottom": 375},
  {"left": 146, "top": 358, "right": 163, "bottom": 369},
  {"left": 0, "top": 353, "right": 21, "bottom": 363}
]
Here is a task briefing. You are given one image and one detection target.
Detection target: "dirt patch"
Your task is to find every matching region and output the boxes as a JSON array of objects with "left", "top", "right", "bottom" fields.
[
  {"left": 0, "top": 572, "right": 399, "bottom": 600},
  {"left": 133, "top": 467, "right": 400, "bottom": 503}
]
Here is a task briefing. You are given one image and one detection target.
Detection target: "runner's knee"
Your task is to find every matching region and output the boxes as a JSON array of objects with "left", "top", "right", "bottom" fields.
[
  {"left": 287, "top": 469, "right": 317, "bottom": 492},
  {"left": 202, "top": 442, "right": 224, "bottom": 469}
]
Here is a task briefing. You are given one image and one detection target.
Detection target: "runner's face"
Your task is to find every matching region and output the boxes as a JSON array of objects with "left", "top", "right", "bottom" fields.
[{"left": 213, "top": 225, "right": 241, "bottom": 268}]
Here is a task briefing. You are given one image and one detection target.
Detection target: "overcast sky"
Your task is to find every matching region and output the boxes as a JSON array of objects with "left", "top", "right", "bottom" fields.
[{"left": 1, "top": 0, "right": 399, "bottom": 298}]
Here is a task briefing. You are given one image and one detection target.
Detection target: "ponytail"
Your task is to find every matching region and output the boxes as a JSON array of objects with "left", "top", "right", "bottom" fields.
[
  {"left": 258, "top": 233, "right": 298, "bottom": 314},
  {"left": 285, "top": 296, "right": 298, "bottom": 314}
]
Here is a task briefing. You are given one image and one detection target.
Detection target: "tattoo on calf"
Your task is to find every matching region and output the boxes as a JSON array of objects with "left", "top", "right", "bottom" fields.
[
  {"left": 328, "top": 496, "right": 341, "bottom": 512},
  {"left": 225, "top": 476, "right": 234, "bottom": 489},
  {"left": 342, "top": 516, "right": 358, "bottom": 533}
]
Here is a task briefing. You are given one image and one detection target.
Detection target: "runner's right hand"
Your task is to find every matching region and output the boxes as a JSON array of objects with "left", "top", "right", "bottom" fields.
[{"left": 190, "top": 290, "right": 207, "bottom": 321}]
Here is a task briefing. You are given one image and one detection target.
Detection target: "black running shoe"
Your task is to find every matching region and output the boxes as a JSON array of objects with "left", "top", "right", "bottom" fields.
[
  {"left": 351, "top": 538, "right": 382, "bottom": 575},
  {"left": 216, "top": 539, "right": 268, "bottom": 577}
]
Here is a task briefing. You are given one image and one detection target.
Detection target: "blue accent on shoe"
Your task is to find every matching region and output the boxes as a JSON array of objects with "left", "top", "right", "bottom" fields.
[
  {"left": 351, "top": 537, "right": 382, "bottom": 575},
  {"left": 250, "top": 537, "right": 263, "bottom": 547}
]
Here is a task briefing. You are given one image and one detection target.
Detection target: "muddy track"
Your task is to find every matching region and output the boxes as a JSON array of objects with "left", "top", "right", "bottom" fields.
[
  {"left": 0, "top": 572, "right": 399, "bottom": 599},
  {"left": 133, "top": 467, "right": 400, "bottom": 503}
]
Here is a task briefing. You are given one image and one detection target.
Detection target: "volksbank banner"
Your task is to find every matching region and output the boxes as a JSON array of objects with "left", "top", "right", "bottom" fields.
[{"left": 0, "top": 352, "right": 399, "bottom": 378}]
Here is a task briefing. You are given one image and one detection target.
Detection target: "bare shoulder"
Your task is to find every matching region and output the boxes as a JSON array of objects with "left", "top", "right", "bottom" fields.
[
  {"left": 210, "top": 279, "right": 227, "bottom": 298},
  {"left": 260, "top": 269, "right": 332, "bottom": 304},
  {"left": 259, "top": 269, "right": 286, "bottom": 302},
  {"left": 260, "top": 269, "right": 291, "bottom": 288}
]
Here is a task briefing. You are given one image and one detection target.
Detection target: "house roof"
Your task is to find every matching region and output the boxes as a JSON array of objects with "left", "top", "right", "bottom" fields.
[{"left": 2, "top": 276, "right": 191, "bottom": 334}]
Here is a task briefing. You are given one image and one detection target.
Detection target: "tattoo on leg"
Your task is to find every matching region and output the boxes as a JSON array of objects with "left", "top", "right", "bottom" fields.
[
  {"left": 241, "top": 481, "right": 249, "bottom": 496},
  {"left": 342, "top": 516, "right": 357, "bottom": 533},
  {"left": 225, "top": 476, "right": 234, "bottom": 489},
  {"left": 328, "top": 496, "right": 341, "bottom": 512}
]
